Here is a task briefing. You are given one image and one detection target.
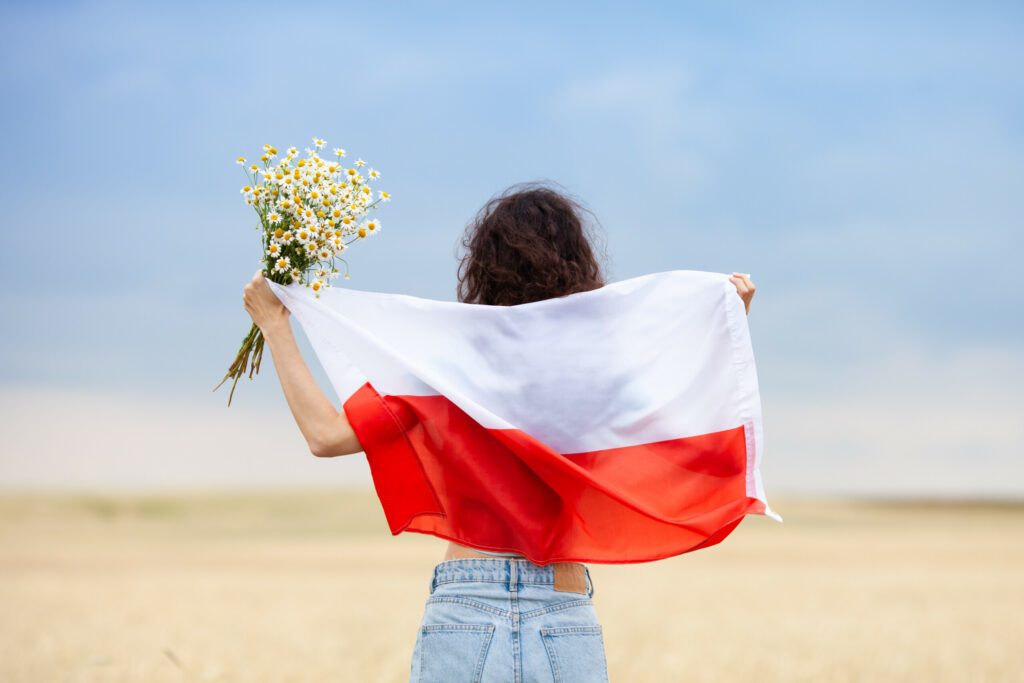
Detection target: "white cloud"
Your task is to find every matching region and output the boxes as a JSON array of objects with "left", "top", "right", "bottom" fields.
[
  {"left": 550, "top": 64, "right": 733, "bottom": 197},
  {"left": 0, "top": 386, "right": 372, "bottom": 491},
  {"left": 762, "top": 341, "right": 1024, "bottom": 498},
  {"left": 556, "top": 65, "right": 692, "bottom": 114},
  {"left": 2, "top": 339, "right": 1020, "bottom": 497}
]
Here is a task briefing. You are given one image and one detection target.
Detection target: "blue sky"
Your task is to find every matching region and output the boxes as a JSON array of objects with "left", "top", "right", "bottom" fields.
[{"left": 1, "top": 1, "right": 1021, "bottom": 496}]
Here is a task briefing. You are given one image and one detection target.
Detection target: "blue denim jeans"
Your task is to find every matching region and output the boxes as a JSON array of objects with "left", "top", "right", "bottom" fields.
[{"left": 408, "top": 558, "right": 609, "bottom": 683}]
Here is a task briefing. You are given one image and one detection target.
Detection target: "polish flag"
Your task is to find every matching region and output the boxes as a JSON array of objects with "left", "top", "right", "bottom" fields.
[{"left": 267, "top": 269, "right": 782, "bottom": 565}]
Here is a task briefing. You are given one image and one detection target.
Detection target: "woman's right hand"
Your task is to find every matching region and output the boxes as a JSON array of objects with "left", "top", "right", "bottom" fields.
[{"left": 729, "top": 272, "right": 755, "bottom": 315}]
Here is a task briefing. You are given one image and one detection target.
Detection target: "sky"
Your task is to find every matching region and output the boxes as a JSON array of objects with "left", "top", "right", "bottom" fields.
[{"left": 0, "top": 1, "right": 1021, "bottom": 497}]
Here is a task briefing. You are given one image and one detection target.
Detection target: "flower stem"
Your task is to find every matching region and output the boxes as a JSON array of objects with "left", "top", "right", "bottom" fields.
[{"left": 212, "top": 322, "right": 264, "bottom": 406}]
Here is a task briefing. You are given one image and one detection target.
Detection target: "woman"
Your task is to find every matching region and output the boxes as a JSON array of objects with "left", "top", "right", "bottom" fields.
[{"left": 242, "top": 181, "right": 756, "bottom": 682}]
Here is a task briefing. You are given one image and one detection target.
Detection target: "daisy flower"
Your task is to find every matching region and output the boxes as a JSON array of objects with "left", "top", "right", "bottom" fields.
[{"left": 223, "top": 139, "right": 391, "bottom": 400}]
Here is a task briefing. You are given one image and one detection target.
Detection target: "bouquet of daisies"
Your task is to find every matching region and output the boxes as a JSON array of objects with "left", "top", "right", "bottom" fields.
[{"left": 214, "top": 137, "right": 389, "bottom": 405}]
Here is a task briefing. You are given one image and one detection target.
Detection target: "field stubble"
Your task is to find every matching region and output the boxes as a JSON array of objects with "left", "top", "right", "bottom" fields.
[{"left": 0, "top": 490, "right": 1020, "bottom": 682}]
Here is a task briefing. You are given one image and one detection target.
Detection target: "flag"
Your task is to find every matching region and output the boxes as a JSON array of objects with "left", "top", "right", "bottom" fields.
[{"left": 267, "top": 269, "right": 782, "bottom": 565}]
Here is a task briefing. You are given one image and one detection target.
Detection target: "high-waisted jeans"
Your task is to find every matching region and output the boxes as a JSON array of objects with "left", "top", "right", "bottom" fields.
[{"left": 408, "top": 557, "right": 610, "bottom": 683}]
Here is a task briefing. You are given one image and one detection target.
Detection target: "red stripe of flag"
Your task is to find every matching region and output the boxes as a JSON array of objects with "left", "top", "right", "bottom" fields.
[{"left": 344, "top": 381, "right": 764, "bottom": 565}]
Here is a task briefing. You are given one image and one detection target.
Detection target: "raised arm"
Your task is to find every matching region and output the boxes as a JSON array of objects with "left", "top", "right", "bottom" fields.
[{"left": 243, "top": 271, "right": 363, "bottom": 457}]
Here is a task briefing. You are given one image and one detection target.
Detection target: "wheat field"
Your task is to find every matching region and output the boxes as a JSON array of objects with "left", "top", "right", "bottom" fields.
[{"left": 0, "top": 490, "right": 1020, "bottom": 682}]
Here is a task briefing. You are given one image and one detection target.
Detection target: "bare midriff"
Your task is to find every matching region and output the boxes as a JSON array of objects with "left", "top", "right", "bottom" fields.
[{"left": 443, "top": 540, "right": 527, "bottom": 561}]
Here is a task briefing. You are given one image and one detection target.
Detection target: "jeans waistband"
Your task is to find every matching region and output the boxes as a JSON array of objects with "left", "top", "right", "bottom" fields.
[{"left": 430, "top": 558, "right": 594, "bottom": 597}]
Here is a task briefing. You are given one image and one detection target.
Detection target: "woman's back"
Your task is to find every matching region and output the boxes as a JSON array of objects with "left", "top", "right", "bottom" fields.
[{"left": 408, "top": 182, "right": 611, "bottom": 682}]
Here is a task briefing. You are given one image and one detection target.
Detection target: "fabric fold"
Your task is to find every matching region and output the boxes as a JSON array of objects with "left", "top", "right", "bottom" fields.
[{"left": 268, "top": 269, "right": 781, "bottom": 565}]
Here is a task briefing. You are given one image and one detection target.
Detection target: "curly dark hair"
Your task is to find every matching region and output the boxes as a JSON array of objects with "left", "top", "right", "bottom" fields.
[{"left": 456, "top": 182, "right": 609, "bottom": 306}]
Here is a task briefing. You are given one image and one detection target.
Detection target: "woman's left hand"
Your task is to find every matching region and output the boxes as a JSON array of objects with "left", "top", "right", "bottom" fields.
[
  {"left": 729, "top": 272, "right": 756, "bottom": 315},
  {"left": 243, "top": 270, "right": 290, "bottom": 332}
]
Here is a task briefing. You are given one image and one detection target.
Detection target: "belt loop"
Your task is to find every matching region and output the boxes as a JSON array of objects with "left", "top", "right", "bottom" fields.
[
  {"left": 508, "top": 558, "right": 518, "bottom": 593},
  {"left": 429, "top": 569, "right": 437, "bottom": 595}
]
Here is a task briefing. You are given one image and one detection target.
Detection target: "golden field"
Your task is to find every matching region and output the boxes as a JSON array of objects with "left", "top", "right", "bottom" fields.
[{"left": 0, "top": 490, "right": 1020, "bottom": 682}]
